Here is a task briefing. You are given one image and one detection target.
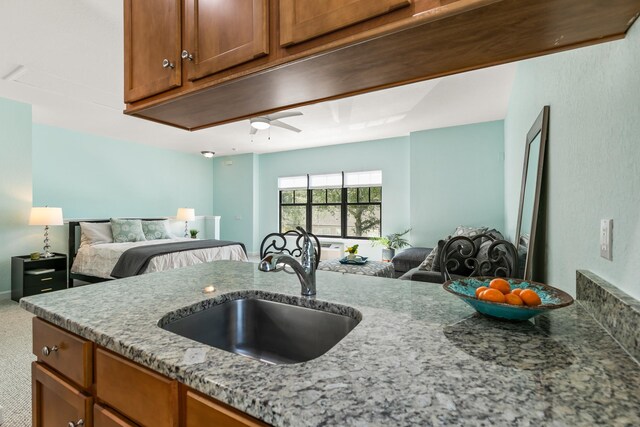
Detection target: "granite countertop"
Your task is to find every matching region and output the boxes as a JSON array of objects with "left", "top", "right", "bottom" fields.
[{"left": 21, "top": 261, "right": 640, "bottom": 426}]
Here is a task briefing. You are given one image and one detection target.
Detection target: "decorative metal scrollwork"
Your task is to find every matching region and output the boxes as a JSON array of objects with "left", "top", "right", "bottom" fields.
[
  {"left": 439, "top": 233, "right": 519, "bottom": 282},
  {"left": 260, "top": 229, "right": 321, "bottom": 269}
]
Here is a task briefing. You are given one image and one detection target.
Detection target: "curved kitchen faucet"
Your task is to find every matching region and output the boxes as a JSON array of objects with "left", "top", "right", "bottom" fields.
[{"left": 258, "top": 227, "right": 316, "bottom": 296}]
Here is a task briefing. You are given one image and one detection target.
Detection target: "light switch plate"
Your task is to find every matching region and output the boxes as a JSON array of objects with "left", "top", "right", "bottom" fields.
[{"left": 600, "top": 219, "right": 613, "bottom": 260}]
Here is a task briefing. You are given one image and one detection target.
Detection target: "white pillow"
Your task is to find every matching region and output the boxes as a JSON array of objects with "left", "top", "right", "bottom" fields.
[{"left": 80, "top": 222, "right": 114, "bottom": 247}]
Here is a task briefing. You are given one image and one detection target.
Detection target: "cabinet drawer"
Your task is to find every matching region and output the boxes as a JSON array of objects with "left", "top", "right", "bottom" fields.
[
  {"left": 25, "top": 270, "right": 66, "bottom": 289},
  {"left": 94, "top": 404, "right": 138, "bottom": 427},
  {"left": 32, "top": 362, "right": 92, "bottom": 427},
  {"left": 33, "top": 318, "right": 93, "bottom": 389},
  {"left": 96, "top": 348, "right": 178, "bottom": 427},
  {"left": 185, "top": 389, "right": 267, "bottom": 427}
]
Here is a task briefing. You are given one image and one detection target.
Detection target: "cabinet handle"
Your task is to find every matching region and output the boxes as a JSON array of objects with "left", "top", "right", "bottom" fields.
[
  {"left": 181, "top": 50, "right": 194, "bottom": 61},
  {"left": 68, "top": 420, "right": 84, "bottom": 427},
  {"left": 40, "top": 288, "right": 53, "bottom": 293},
  {"left": 40, "top": 277, "right": 53, "bottom": 281},
  {"left": 162, "top": 58, "right": 175, "bottom": 69},
  {"left": 42, "top": 345, "right": 58, "bottom": 356}
]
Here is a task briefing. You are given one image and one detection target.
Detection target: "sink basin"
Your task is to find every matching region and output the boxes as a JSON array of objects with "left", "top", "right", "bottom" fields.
[{"left": 160, "top": 294, "right": 361, "bottom": 364}]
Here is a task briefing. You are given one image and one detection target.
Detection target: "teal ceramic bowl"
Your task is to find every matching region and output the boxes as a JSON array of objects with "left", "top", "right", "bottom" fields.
[{"left": 443, "top": 277, "right": 574, "bottom": 321}]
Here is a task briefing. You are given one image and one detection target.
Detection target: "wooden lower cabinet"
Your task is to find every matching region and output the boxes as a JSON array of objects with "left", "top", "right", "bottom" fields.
[
  {"left": 185, "top": 389, "right": 267, "bottom": 427},
  {"left": 32, "top": 319, "right": 269, "bottom": 426},
  {"left": 32, "top": 362, "right": 92, "bottom": 427},
  {"left": 94, "top": 404, "right": 137, "bottom": 427}
]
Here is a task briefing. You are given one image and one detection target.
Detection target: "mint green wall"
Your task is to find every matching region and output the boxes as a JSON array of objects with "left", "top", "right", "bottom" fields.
[
  {"left": 409, "top": 121, "right": 505, "bottom": 247},
  {"left": 33, "top": 124, "right": 213, "bottom": 218},
  {"left": 212, "top": 154, "right": 259, "bottom": 251},
  {"left": 0, "top": 98, "right": 36, "bottom": 294},
  {"left": 257, "top": 136, "right": 411, "bottom": 247},
  {"left": 504, "top": 23, "right": 640, "bottom": 298}
]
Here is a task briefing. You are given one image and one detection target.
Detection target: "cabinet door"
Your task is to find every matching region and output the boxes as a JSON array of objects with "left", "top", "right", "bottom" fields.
[
  {"left": 94, "top": 404, "right": 138, "bottom": 427},
  {"left": 280, "top": 0, "right": 411, "bottom": 46},
  {"left": 124, "top": 0, "right": 181, "bottom": 103},
  {"left": 32, "top": 362, "right": 93, "bottom": 427},
  {"left": 184, "top": 0, "right": 268, "bottom": 81},
  {"left": 185, "top": 389, "right": 267, "bottom": 427}
]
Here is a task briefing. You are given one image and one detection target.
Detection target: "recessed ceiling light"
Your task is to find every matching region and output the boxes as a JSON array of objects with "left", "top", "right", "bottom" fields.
[
  {"left": 200, "top": 151, "right": 215, "bottom": 158},
  {"left": 250, "top": 117, "right": 270, "bottom": 130}
]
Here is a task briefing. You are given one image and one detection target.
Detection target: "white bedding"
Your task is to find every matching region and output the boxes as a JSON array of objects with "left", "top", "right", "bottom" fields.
[{"left": 71, "top": 238, "right": 248, "bottom": 279}]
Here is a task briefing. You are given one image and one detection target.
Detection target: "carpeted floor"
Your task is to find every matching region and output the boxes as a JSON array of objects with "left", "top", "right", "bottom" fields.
[{"left": 0, "top": 299, "right": 34, "bottom": 426}]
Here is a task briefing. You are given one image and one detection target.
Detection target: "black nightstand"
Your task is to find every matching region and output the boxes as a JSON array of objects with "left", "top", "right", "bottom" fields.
[{"left": 11, "top": 253, "right": 68, "bottom": 302}]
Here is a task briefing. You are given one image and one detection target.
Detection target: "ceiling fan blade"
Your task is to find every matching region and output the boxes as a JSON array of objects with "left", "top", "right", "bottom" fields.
[
  {"left": 271, "top": 120, "right": 302, "bottom": 133},
  {"left": 249, "top": 126, "right": 258, "bottom": 135},
  {"left": 267, "top": 111, "right": 303, "bottom": 121}
]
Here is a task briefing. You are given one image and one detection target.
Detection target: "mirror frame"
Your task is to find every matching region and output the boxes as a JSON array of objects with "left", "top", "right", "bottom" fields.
[{"left": 515, "top": 105, "right": 550, "bottom": 280}]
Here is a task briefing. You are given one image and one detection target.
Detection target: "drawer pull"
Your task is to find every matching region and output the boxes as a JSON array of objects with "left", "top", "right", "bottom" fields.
[
  {"left": 40, "top": 288, "right": 53, "bottom": 292},
  {"left": 40, "top": 277, "right": 53, "bottom": 281},
  {"left": 42, "top": 345, "right": 58, "bottom": 356},
  {"left": 68, "top": 419, "right": 84, "bottom": 427}
]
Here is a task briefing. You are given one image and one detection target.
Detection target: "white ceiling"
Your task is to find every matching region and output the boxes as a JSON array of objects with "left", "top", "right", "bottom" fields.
[{"left": 0, "top": 0, "right": 516, "bottom": 157}]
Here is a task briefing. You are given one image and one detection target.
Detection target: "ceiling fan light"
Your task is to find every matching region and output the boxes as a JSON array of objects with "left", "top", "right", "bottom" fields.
[
  {"left": 200, "top": 151, "right": 215, "bottom": 158},
  {"left": 250, "top": 118, "right": 270, "bottom": 130}
]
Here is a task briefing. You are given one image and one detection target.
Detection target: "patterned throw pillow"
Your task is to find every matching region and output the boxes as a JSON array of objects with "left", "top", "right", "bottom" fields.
[
  {"left": 142, "top": 220, "right": 171, "bottom": 240},
  {"left": 110, "top": 219, "right": 146, "bottom": 243}
]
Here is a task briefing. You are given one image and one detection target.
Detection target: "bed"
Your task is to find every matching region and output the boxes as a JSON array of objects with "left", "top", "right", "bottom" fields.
[{"left": 69, "top": 219, "right": 248, "bottom": 283}]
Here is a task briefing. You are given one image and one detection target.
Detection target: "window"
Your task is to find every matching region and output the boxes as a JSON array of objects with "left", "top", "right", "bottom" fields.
[{"left": 278, "top": 171, "right": 382, "bottom": 238}]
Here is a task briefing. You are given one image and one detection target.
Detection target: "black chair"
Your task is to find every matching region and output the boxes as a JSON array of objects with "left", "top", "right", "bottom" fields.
[
  {"left": 259, "top": 229, "right": 322, "bottom": 269},
  {"left": 439, "top": 233, "right": 519, "bottom": 282}
]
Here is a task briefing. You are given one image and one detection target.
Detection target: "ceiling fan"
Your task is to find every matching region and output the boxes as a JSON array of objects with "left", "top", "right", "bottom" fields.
[{"left": 249, "top": 111, "right": 303, "bottom": 135}]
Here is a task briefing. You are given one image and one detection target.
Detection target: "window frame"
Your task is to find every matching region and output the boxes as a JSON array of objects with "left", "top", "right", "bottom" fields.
[{"left": 278, "top": 176, "right": 382, "bottom": 239}]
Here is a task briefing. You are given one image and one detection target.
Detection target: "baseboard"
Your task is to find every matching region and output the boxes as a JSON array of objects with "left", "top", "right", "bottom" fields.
[{"left": 0, "top": 290, "right": 11, "bottom": 302}]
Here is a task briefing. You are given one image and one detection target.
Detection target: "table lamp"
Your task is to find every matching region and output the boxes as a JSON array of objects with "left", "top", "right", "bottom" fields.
[
  {"left": 29, "top": 207, "right": 63, "bottom": 258},
  {"left": 176, "top": 208, "right": 195, "bottom": 238}
]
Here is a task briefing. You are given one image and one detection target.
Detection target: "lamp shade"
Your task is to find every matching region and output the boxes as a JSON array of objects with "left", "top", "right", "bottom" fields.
[
  {"left": 29, "top": 207, "right": 63, "bottom": 226},
  {"left": 176, "top": 208, "right": 195, "bottom": 221}
]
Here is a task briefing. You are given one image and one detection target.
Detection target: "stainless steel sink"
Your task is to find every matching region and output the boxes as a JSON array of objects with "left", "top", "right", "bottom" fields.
[{"left": 160, "top": 296, "right": 361, "bottom": 364}]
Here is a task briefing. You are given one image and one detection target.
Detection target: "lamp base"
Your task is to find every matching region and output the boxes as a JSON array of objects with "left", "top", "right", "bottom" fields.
[{"left": 41, "top": 251, "right": 55, "bottom": 258}]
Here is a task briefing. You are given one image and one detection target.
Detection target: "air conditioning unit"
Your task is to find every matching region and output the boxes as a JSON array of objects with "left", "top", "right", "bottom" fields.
[{"left": 319, "top": 242, "right": 344, "bottom": 260}]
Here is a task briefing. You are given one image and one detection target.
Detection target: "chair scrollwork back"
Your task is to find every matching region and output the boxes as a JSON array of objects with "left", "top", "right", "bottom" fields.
[
  {"left": 439, "top": 233, "right": 519, "bottom": 282},
  {"left": 259, "top": 229, "right": 322, "bottom": 269}
]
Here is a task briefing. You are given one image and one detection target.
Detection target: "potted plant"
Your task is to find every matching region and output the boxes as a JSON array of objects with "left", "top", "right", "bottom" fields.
[
  {"left": 371, "top": 228, "right": 411, "bottom": 261},
  {"left": 345, "top": 244, "right": 359, "bottom": 260},
  {"left": 189, "top": 229, "right": 199, "bottom": 239}
]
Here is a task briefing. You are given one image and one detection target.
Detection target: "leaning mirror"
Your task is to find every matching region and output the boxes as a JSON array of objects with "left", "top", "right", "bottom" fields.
[{"left": 515, "top": 106, "right": 550, "bottom": 280}]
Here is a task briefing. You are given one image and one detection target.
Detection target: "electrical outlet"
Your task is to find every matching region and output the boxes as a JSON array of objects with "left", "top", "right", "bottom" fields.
[{"left": 600, "top": 219, "right": 613, "bottom": 260}]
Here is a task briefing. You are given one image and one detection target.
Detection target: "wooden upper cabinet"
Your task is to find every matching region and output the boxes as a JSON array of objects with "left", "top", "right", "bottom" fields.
[
  {"left": 124, "top": 0, "right": 182, "bottom": 103},
  {"left": 184, "top": 0, "right": 269, "bottom": 81},
  {"left": 280, "top": 0, "right": 411, "bottom": 46}
]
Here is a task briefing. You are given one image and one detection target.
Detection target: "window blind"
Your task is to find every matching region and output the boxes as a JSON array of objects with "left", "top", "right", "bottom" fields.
[
  {"left": 278, "top": 175, "right": 308, "bottom": 190},
  {"left": 343, "top": 170, "right": 382, "bottom": 187},
  {"left": 308, "top": 173, "right": 343, "bottom": 189}
]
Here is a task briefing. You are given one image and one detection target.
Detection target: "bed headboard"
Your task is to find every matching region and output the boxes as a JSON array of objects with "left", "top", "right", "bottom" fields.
[{"left": 68, "top": 218, "right": 166, "bottom": 283}]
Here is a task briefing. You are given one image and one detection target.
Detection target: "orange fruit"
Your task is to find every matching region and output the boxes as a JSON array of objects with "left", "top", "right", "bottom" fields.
[
  {"left": 475, "top": 286, "right": 489, "bottom": 298},
  {"left": 504, "top": 293, "right": 524, "bottom": 306},
  {"left": 478, "top": 288, "right": 506, "bottom": 303},
  {"left": 489, "top": 278, "right": 511, "bottom": 295},
  {"left": 520, "top": 289, "right": 542, "bottom": 307},
  {"left": 511, "top": 288, "right": 523, "bottom": 296}
]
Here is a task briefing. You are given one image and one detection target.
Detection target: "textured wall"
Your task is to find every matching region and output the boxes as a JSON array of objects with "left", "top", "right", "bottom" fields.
[
  {"left": 0, "top": 98, "right": 35, "bottom": 294},
  {"left": 504, "top": 23, "right": 640, "bottom": 297},
  {"left": 32, "top": 124, "right": 214, "bottom": 219},
  {"left": 212, "top": 153, "right": 259, "bottom": 252},
  {"left": 409, "top": 121, "right": 505, "bottom": 247}
]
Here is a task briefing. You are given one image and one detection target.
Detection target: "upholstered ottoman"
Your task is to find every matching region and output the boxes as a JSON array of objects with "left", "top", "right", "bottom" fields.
[
  {"left": 318, "top": 259, "right": 395, "bottom": 278},
  {"left": 391, "top": 247, "right": 433, "bottom": 278}
]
